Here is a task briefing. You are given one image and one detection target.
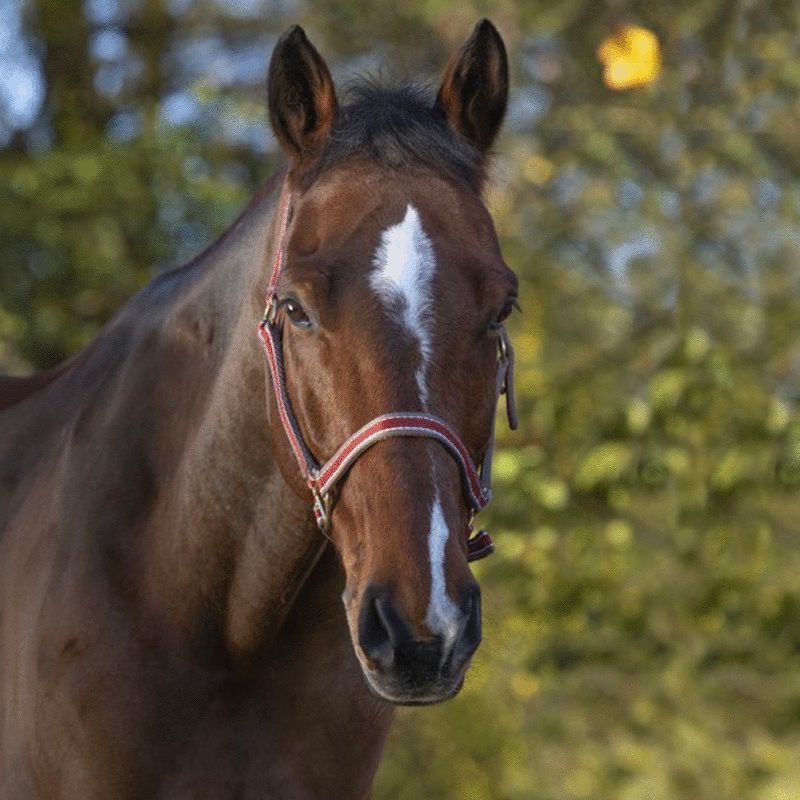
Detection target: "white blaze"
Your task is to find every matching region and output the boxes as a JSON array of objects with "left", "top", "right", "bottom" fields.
[
  {"left": 424, "top": 493, "right": 462, "bottom": 645},
  {"left": 370, "top": 206, "right": 460, "bottom": 645},
  {"left": 369, "top": 204, "right": 436, "bottom": 406}
]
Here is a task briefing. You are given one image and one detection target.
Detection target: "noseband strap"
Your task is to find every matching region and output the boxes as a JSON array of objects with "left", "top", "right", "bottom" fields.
[{"left": 257, "top": 189, "right": 517, "bottom": 562}]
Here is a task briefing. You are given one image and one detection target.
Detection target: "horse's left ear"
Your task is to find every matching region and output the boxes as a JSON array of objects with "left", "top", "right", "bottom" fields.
[
  {"left": 268, "top": 25, "right": 338, "bottom": 171},
  {"left": 436, "top": 19, "right": 509, "bottom": 155}
]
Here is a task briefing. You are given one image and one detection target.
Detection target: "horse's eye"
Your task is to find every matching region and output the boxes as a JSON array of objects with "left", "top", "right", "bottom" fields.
[
  {"left": 281, "top": 298, "right": 311, "bottom": 328},
  {"left": 490, "top": 297, "right": 518, "bottom": 330}
]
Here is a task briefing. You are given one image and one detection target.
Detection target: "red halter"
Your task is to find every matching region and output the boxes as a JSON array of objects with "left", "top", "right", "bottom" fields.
[{"left": 257, "top": 189, "right": 517, "bottom": 561}]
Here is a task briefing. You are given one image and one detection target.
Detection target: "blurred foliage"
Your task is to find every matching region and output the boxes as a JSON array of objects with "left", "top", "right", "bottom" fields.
[{"left": 2, "top": 0, "right": 800, "bottom": 798}]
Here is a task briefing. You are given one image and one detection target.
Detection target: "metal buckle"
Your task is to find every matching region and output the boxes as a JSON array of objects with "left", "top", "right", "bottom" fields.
[
  {"left": 312, "top": 487, "right": 333, "bottom": 535},
  {"left": 263, "top": 294, "right": 279, "bottom": 326},
  {"left": 498, "top": 329, "right": 509, "bottom": 362}
]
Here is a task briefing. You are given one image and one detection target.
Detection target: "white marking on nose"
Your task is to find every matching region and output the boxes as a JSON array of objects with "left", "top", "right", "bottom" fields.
[
  {"left": 424, "top": 493, "right": 462, "bottom": 650},
  {"left": 369, "top": 204, "right": 436, "bottom": 407},
  {"left": 370, "top": 206, "right": 460, "bottom": 649}
]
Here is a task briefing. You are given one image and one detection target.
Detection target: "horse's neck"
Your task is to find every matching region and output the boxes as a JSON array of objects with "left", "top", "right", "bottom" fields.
[{"left": 119, "top": 178, "right": 325, "bottom": 663}]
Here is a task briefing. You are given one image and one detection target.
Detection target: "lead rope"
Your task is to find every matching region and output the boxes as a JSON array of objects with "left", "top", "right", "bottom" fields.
[{"left": 257, "top": 188, "right": 517, "bottom": 562}]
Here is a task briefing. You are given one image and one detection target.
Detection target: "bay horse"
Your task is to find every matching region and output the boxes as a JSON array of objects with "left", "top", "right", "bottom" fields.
[{"left": 0, "top": 19, "right": 517, "bottom": 799}]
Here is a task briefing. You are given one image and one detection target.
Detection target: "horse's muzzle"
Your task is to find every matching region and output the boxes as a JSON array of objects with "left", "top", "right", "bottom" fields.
[{"left": 356, "top": 583, "right": 481, "bottom": 705}]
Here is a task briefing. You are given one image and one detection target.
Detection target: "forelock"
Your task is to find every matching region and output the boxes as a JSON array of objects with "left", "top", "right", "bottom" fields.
[{"left": 301, "top": 81, "right": 483, "bottom": 190}]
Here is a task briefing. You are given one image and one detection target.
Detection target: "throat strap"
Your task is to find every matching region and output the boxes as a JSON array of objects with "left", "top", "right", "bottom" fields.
[{"left": 257, "top": 188, "right": 517, "bottom": 561}]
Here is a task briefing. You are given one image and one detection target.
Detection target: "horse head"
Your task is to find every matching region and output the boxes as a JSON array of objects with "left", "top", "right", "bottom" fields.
[{"left": 263, "top": 21, "right": 516, "bottom": 705}]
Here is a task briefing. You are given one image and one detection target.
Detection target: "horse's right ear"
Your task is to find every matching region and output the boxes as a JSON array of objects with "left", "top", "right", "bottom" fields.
[{"left": 268, "top": 26, "right": 337, "bottom": 171}]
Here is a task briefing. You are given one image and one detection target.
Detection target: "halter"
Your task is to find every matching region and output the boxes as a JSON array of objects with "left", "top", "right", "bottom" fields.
[{"left": 257, "top": 189, "right": 517, "bottom": 562}]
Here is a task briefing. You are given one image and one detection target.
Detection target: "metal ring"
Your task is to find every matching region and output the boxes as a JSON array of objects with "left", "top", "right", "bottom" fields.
[{"left": 498, "top": 330, "right": 509, "bottom": 361}]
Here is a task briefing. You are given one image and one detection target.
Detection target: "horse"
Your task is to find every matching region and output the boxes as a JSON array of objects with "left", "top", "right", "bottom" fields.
[{"left": 0, "top": 19, "right": 517, "bottom": 799}]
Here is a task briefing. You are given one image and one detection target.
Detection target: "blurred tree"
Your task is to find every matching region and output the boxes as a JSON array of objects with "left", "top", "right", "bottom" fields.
[{"left": 34, "top": 0, "right": 112, "bottom": 142}]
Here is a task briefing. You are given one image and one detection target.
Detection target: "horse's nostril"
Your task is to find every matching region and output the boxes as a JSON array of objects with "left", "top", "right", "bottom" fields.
[
  {"left": 449, "top": 582, "right": 481, "bottom": 672},
  {"left": 460, "top": 581, "right": 482, "bottom": 625},
  {"left": 358, "top": 586, "right": 407, "bottom": 671}
]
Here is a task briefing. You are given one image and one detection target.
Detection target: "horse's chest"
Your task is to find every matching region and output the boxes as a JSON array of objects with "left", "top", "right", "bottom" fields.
[{"left": 5, "top": 610, "right": 391, "bottom": 799}]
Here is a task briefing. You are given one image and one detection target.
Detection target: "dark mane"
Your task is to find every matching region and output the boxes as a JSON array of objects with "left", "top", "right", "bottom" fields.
[{"left": 304, "top": 82, "right": 483, "bottom": 190}]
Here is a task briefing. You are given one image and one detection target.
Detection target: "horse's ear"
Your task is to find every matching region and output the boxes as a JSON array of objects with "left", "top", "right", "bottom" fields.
[
  {"left": 436, "top": 19, "right": 509, "bottom": 155},
  {"left": 268, "top": 26, "right": 337, "bottom": 170}
]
